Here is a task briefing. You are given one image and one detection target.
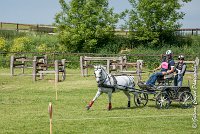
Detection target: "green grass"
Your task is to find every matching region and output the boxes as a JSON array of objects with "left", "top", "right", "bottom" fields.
[{"left": 0, "top": 68, "right": 199, "bottom": 134}]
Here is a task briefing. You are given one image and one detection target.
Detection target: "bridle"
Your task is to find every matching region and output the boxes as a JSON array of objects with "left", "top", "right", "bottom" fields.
[
  {"left": 94, "top": 67, "right": 117, "bottom": 92},
  {"left": 94, "top": 67, "right": 108, "bottom": 86}
]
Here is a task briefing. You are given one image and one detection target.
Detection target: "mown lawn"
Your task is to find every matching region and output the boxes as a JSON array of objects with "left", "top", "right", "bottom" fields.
[{"left": 0, "top": 68, "right": 199, "bottom": 134}]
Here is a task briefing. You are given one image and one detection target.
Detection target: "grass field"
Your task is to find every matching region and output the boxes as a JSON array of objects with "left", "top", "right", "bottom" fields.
[{"left": 0, "top": 68, "right": 199, "bottom": 134}]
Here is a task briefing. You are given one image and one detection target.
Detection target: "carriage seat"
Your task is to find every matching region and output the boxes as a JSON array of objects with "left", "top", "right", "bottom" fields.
[{"left": 156, "top": 73, "right": 174, "bottom": 86}]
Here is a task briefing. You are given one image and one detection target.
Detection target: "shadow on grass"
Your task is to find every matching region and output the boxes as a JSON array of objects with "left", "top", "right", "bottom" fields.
[
  {"left": 111, "top": 106, "right": 145, "bottom": 110},
  {"left": 146, "top": 103, "right": 194, "bottom": 109}
]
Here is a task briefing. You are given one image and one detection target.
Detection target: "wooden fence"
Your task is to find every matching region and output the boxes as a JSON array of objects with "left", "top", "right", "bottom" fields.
[
  {"left": 80, "top": 56, "right": 143, "bottom": 81},
  {"left": 0, "top": 22, "right": 56, "bottom": 33},
  {"left": 1, "top": 22, "right": 200, "bottom": 35}
]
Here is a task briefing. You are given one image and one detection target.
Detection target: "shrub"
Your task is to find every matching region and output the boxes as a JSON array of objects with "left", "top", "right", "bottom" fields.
[
  {"left": 10, "top": 37, "right": 31, "bottom": 52},
  {"left": 0, "top": 37, "right": 6, "bottom": 51}
]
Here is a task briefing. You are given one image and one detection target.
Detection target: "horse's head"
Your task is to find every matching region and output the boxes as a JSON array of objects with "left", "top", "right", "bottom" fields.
[{"left": 94, "top": 65, "right": 107, "bottom": 85}]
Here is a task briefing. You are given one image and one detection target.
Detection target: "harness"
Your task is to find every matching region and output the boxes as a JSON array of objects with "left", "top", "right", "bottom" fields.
[
  {"left": 95, "top": 67, "right": 117, "bottom": 92},
  {"left": 97, "top": 74, "right": 117, "bottom": 93},
  {"left": 95, "top": 66, "right": 134, "bottom": 92}
]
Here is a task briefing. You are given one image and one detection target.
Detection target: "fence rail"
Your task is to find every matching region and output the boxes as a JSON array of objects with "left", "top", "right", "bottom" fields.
[
  {"left": 0, "top": 22, "right": 56, "bottom": 33},
  {"left": 0, "top": 51, "right": 198, "bottom": 69},
  {"left": 1, "top": 22, "right": 200, "bottom": 35}
]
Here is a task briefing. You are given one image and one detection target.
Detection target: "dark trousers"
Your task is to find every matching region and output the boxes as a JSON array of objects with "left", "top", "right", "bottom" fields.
[{"left": 146, "top": 72, "right": 163, "bottom": 86}]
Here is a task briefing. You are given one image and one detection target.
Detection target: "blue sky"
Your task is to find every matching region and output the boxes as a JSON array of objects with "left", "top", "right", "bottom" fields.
[{"left": 0, "top": 0, "right": 199, "bottom": 28}]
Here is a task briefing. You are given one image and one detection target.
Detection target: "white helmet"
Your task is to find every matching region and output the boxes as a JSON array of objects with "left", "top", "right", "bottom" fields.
[
  {"left": 166, "top": 50, "right": 172, "bottom": 55},
  {"left": 178, "top": 55, "right": 184, "bottom": 60}
]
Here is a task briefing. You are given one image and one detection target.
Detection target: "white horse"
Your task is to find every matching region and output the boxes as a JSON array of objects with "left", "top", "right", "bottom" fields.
[{"left": 86, "top": 65, "right": 135, "bottom": 110}]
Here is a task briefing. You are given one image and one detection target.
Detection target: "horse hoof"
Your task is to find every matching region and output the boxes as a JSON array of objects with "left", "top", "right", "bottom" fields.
[
  {"left": 107, "top": 106, "right": 112, "bottom": 110},
  {"left": 86, "top": 105, "right": 90, "bottom": 110}
]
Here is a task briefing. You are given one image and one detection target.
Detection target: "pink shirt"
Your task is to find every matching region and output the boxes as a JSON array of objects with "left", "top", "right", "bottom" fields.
[{"left": 161, "top": 62, "right": 168, "bottom": 70}]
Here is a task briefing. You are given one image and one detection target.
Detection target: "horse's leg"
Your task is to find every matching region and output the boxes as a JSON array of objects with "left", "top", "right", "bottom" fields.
[
  {"left": 107, "top": 91, "right": 112, "bottom": 110},
  {"left": 86, "top": 90, "right": 102, "bottom": 110},
  {"left": 123, "top": 91, "right": 131, "bottom": 108}
]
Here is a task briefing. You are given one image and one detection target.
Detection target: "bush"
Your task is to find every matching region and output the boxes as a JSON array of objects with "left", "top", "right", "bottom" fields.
[
  {"left": 10, "top": 37, "right": 32, "bottom": 52},
  {"left": 0, "top": 37, "right": 6, "bottom": 51}
]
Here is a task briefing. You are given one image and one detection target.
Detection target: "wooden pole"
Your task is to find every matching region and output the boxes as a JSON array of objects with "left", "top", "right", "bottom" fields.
[
  {"left": 10, "top": 55, "right": 14, "bottom": 76},
  {"left": 107, "top": 60, "right": 110, "bottom": 73},
  {"left": 80, "top": 56, "right": 84, "bottom": 76},
  {"left": 44, "top": 55, "right": 48, "bottom": 71},
  {"left": 123, "top": 56, "right": 127, "bottom": 71},
  {"left": 119, "top": 56, "right": 123, "bottom": 72},
  {"left": 55, "top": 82, "right": 58, "bottom": 101},
  {"left": 32, "top": 56, "right": 37, "bottom": 81},
  {"left": 21, "top": 56, "right": 25, "bottom": 74},
  {"left": 16, "top": 23, "right": 19, "bottom": 32},
  {"left": 55, "top": 60, "right": 59, "bottom": 83},
  {"left": 48, "top": 102, "right": 53, "bottom": 134},
  {"left": 61, "top": 59, "right": 66, "bottom": 81},
  {"left": 84, "top": 58, "right": 88, "bottom": 77}
]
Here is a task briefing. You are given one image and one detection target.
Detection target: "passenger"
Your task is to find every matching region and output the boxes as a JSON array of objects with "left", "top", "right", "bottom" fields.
[
  {"left": 174, "top": 55, "right": 186, "bottom": 86},
  {"left": 145, "top": 56, "right": 169, "bottom": 87}
]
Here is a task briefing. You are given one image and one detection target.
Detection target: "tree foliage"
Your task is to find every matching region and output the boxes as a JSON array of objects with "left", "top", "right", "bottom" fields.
[
  {"left": 127, "top": 0, "right": 192, "bottom": 47},
  {"left": 54, "top": 0, "right": 119, "bottom": 53}
]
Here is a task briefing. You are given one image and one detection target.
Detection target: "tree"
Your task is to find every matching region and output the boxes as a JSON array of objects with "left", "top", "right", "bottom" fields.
[
  {"left": 54, "top": 0, "right": 119, "bottom": 52},
  {"left": 127, "top": 0, "right": 191, "bottom": 47}
]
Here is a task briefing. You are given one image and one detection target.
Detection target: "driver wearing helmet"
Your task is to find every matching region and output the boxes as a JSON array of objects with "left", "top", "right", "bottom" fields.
[
  {"left": 174, "top": 55, "right": 186, "bottom": 86},
  {"left": 164, "top": 50, "right": 175, "bottom": 76}
]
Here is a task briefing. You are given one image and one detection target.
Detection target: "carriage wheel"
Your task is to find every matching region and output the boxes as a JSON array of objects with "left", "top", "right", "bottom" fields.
[
  {"left": 156, "top": 92, "right": 171, "bottom": 109},
  {"left": 179, "top": 91, "right": 193, "bottom": 108},
  {"left": 134, "top": 93, "right": 148, "bottom": 107}
]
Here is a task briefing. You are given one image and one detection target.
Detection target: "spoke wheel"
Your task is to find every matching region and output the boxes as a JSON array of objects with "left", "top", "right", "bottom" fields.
[
  {"left": 134, "top": 93, "right": 148, "bottom": 107},
  {"left": 179, "top": 91, "right": 193, "bottom": 108},
  {"left": 156, "top": 92, "right": 171, "bottom": 109}
]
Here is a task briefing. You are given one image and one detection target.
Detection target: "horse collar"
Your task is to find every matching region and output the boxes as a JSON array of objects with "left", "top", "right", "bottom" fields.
[{"left": 98, "top": 75, "right": 117, "bottom": 93}]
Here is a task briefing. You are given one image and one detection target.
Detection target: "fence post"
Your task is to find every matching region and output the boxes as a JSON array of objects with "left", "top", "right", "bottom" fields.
[
  {"left": 61, "top": 59, "right": 66, "bottom": 81},
  {"left": 10, "top": 55, "right": 14, "bottom": 76},
  {"left": 123, "top": 56, "right": 127, "bottom": 71},
  {"left": 55, "top": 60, "right": 59, "bottom": 83},
  {"left": 16, "top": 24, "right": 19, "bottom": 32},
  {"left": 119, "top": 56, "right": 123, "bottom": 72},
  {"left": 21, "top": 56, "right": 25, "bottom": 74},
  {"left": 32, "top": 56, "right": 37, "bottom": 81},
  {"left": 44, "top": 55, "right": 48, "bottom": 70},
  {"left": 136, "top": 60, "right": 143, "bottom": 81},
  {"left": 80, "top": 56, "right": 84, "bottom": 76},
  {"left": 84, "top": 57, "right": 88, "bottom": 77},
  {"left": 107, "top": 60, "right": 110, "bottom": 73}
]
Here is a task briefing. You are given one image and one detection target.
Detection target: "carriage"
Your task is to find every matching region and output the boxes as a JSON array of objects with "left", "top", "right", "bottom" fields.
[
  {"left": 134, "top": 74, "right": 194, "bottom": 109},
  {"left": 86, "top": 65, "right": 194, "bottom": 110}
]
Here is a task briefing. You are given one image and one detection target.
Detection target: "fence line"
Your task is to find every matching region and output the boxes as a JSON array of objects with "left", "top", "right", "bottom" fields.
[
  {"left": 1, "top": 22, "right": 200, "bottom": 35},
  {"left": 0, "top": 22, "right": 55, "bottom": 33}
]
